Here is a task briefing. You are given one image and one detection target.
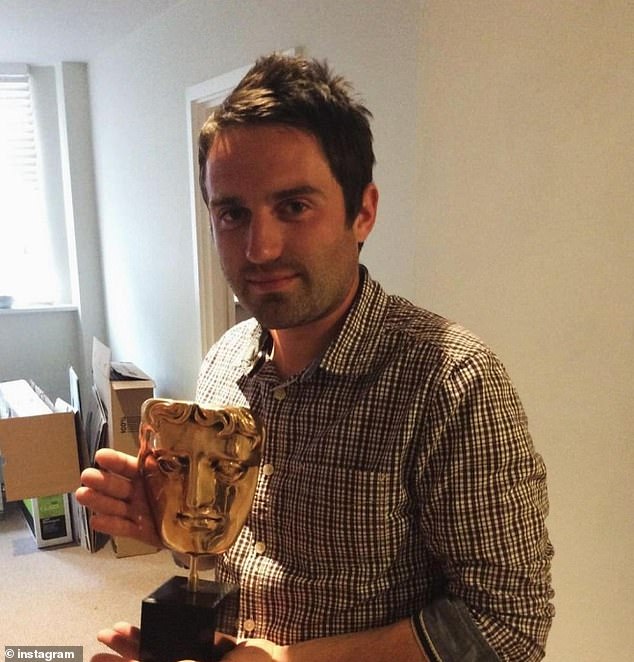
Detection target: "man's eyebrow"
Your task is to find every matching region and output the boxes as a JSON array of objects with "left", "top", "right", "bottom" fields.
[
  {"left": 210, "top": 186, "right": 324, "bottom": 209},
  {"left": 210, "top": 195, "right": 242, "bottom": 209},
  {"left": 271, "top": 185, "right": 324, "bottom": 201}
]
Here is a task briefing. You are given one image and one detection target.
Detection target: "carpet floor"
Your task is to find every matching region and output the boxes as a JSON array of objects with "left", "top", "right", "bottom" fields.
[{"left": 0, "top": 500, "right": 185, "bottom": 659}]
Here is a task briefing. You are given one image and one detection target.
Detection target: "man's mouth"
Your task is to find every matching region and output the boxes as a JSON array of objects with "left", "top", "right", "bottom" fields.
[{"left": 245, "top": 271, "right": 299, "bottom": 294}]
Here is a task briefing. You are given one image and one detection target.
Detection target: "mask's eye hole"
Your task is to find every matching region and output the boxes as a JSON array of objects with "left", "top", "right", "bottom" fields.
[
  {"left": 157, "top": 456, "right": 188, "bottom": 475},
  {"left": 213, "top": 460, "right": 247, "bottom": 483}
]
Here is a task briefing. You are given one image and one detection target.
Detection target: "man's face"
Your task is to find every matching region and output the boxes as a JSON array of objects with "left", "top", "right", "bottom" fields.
[
  {"left": 140, "top": 402, "right": 263, "bottom": 556},
  {"left": 204, "top": 124, "right": 376, "bottom": 330}
]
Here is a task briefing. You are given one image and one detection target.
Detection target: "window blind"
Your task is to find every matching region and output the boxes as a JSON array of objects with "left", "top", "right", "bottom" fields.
[
  {"left": 0, "top": 68, "right": 37, "bottom": 187},
  {"left": 0, "top": 65, "right": 58, "bottom": 304}
]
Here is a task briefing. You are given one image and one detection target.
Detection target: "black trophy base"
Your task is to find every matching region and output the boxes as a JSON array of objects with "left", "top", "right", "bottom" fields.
[{"left": 140, "top": 575, "right": 239, "bottom": 662}]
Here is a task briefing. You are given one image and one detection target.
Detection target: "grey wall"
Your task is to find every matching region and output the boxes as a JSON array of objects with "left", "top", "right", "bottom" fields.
[
  {"left": 416, "top": 2, "right": 633, "bottom": 659},
  {"left": 0, "top": 308, "right": 80, "bottom": 403}
]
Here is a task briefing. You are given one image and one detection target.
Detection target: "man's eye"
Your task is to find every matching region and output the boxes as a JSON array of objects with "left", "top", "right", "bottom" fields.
[
  {"left": 213, "top": 460, "right": 247, "bottom": 483},
  {"left": 279, "top": 200, "right": 309, "bottom": 218},
  {"left": 217, "top": 207, "right": 249, "bottom": 227},
  {"left": 157, "top": 456, "right": 188, "bottom": 474}
]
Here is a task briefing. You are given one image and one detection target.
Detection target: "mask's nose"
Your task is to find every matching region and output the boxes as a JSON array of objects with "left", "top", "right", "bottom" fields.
[{"left": 184, "top": 458, "right": 217, "bottom": 510}]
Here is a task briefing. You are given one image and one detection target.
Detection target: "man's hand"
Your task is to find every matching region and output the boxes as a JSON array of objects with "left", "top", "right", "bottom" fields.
[
  {"left": 75, "top": 448, "right": 161, "bottom": 548},
  {"left": 219, "top": 639, "right": 285, "bottom": 661},
  {"left": 88, "top": 619, "right": 423, "bottom": 662},
  {"left": 89, "top": 622, "right": 239, "bottom": 662},
  {"left": 90, "top": 622, "right": 140, "bottom": 662}
]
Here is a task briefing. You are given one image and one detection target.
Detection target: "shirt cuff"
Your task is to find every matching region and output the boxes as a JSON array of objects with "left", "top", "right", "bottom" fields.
[{"left": 411, "top": 596, "right": 501, "bottom": 661}]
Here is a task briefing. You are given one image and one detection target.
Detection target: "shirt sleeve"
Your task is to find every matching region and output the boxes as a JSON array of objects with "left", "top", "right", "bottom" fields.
[
  {"left": 412, "top": 595, "right": 501, "bottom": 661},
  {"left": 413, "top": 350, "right": 555, "bottom": 661}
]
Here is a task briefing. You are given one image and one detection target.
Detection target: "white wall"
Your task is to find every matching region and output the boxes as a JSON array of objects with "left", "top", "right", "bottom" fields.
[
  {"left": 88, "top": 0, "right": 632, "bottom": 659},
  {"left": 416, "top": 2, "right": 633, "bottom": 660}
]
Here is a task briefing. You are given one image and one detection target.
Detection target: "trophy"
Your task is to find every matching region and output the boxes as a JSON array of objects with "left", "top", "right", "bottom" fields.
[{"left": 137, "top": 398, "right": 264, "bottom": 662}]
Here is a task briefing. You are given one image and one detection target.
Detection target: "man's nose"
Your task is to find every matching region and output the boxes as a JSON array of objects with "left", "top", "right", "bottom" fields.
[
  {"left": 245, "top": 210, "right": 283, "bottom": 264},
  {"left": 185, "top": 460, "right": 216, "bottom": 509}
]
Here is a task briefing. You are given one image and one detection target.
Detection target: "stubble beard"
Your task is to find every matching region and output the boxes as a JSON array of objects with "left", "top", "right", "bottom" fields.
[
  {"left": 237, "top": 280, "right": 320, "bottom": 330},
  {"left": 232, "top": 271, "right": 350, "bottom": 331}
]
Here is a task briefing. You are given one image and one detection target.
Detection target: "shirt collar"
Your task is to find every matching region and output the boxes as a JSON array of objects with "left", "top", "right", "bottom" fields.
[{"left": 319, "top": 265, "right": 388, "bottom": 376}]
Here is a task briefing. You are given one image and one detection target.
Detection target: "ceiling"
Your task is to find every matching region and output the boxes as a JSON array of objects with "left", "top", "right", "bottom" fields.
[{"left": 0, "top": 0, "right": 182, "bottom": 64}]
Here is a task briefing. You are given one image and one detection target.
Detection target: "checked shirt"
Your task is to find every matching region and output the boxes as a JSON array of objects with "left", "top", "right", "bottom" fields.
[{"left": 196, "top": 267, "right": 554, "bottom": 661}]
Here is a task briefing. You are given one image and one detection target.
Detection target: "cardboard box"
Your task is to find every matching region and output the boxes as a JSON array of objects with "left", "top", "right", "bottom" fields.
[
  {"left": 0, "top": 380, "right": 80, "bottom": 502},
  {"left": 22, "top": 493, "right": 74, "bottom": 548},
  {"left": 92, "top": 338, "right": 160, "bottom": 558},
  {"left": 92, "top": 338, "right": 155, "bottom": 456}
]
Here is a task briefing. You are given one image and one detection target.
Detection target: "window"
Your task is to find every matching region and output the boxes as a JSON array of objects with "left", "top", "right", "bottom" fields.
[{"left": 0, "top": 64, "right": 59, "bottom": 305}]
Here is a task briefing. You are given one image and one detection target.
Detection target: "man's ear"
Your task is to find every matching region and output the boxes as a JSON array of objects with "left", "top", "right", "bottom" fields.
[{"left": 352, "top": 183, "right": 379, "bottom": 244}]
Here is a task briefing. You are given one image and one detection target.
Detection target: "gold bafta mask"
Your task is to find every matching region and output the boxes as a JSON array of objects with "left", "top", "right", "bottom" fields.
[{"left": 139, "top": 399, "right": 264, "bottom": 557}]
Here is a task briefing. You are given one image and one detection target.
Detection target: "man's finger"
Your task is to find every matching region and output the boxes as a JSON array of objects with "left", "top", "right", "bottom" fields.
[
  {"left": 90, "top": 654, "right": 132, "bottom": 662},
  {"left": 96, "top": 622, "right": 141, "bottom": 660},
  {"left": 89, "top": 510, "right": 161, "bottom": 547},
  {"left": 89, "top": 513, "right": 142, "bottom": 538},
  {"left": 77, "top": 470, "right": 135, "bottom": 503},
  {"left": 94, "top": 448, "right": 140, "bottom": 479},
  {"left": 76, "top": 486, "right": 132, "bottom": 519}
]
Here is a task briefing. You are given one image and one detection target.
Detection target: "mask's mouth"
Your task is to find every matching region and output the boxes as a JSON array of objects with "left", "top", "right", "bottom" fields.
[{"left": 176, "top": 512, "right": 224, "bottom": 531}]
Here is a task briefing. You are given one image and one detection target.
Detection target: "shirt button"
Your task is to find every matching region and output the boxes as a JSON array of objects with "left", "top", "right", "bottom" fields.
[
  {"left": 262, "top": 463, "right": 274, "bottom": 476},
  {"left": 243, "top": 619, "right": 256, "bottom": 633},
  {"left": 273, "top": 387, "right": 286, "bottom": 401},
  {"left": 254, "top": 541, "right": 266, "bottom": 554}
]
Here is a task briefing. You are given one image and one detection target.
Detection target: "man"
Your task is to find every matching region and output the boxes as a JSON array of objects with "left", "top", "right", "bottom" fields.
[{"left": 77, "top": 53, "right": 554, "bottom": 661}]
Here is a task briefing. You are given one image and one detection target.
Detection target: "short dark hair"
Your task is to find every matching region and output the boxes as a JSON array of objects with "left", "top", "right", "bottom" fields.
[{"left": 198, "top": 53, "right": 375, "bottom": 223}]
